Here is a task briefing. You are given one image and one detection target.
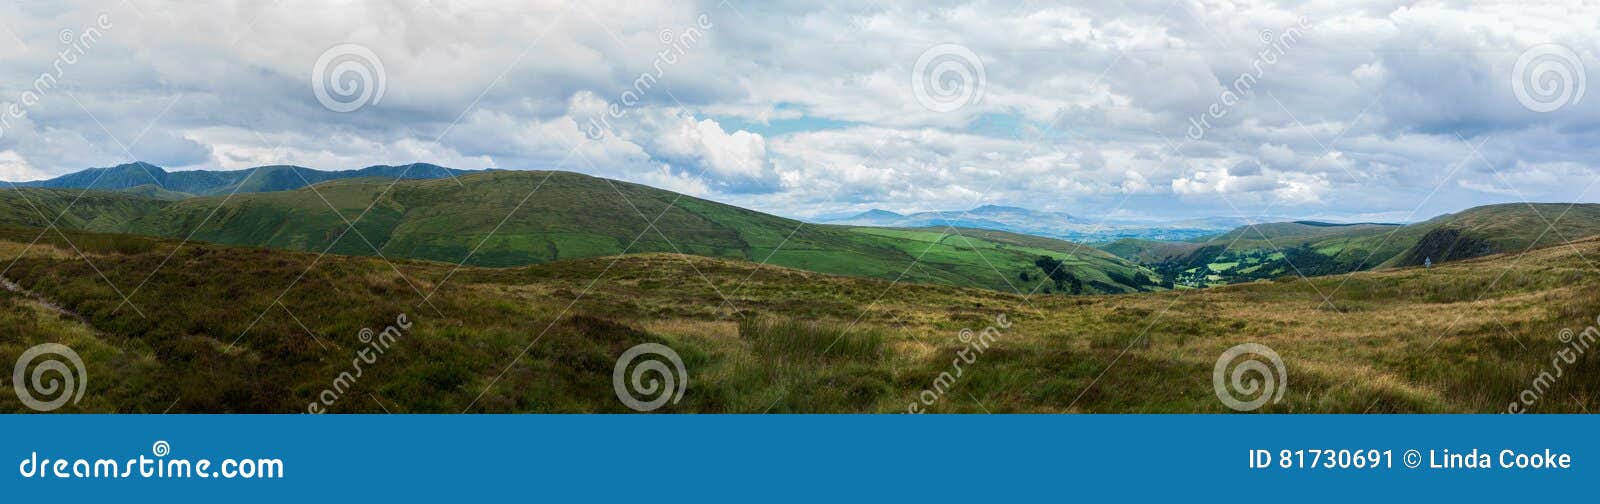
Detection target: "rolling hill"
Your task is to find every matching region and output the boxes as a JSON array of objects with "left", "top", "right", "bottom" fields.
[
  {"left": 1, "top": 171, "right": 1158, "bottom": 294},
  {"left": 16, "top": 161, "right": 482, "bottom": 197},
  {"left": 1102, "top": 205, "right": 1600, "bottom": 287},
  {"left": 0, "top": 186, "right": 171, "bottom": 233},
  {"left": 1376, "top": 203, "right": 1600, "bottom": 267},
  {"left": 1190, "top": 220, "right": 1402, "bottom": 244}
]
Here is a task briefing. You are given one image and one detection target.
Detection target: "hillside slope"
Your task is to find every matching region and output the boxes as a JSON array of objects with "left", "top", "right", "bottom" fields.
[
  {"left": 1194, "top": 221, "right": 1401, "bottom": 244},
  {"left": 15, "top": 162, "right": 481, "bottom": 196},
  {"left": 1, "top": 172, "right": 1156, "bottom": 294},
  {"left": 0, "top": 187, "right": 172, "bottom": 233},
  {"left": 1377, "top": 203, "right": 1600, "bottom": 268},
  {"left": 1107, "top": 206, "right": 1600, "bottom": 287},
  {"left": 122, "top": 171, "right": 1156, "bottom": 294}
]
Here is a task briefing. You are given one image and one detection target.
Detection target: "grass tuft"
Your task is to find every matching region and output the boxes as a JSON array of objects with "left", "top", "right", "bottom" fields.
[{"left": 739, "top": 317, "right": 885, "bottom": 362}]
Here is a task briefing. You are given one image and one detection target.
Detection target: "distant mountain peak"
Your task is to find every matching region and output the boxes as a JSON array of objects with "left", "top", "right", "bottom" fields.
[
  {"left": 14, "top": 161, "right": 482, "bottom": 197},
  {"left": 93, "top": 161, "right": 168, "bottom": 176},
  {"left": 970, "top": 204, "right": 1032, "bottom": 213},
  {"left": 854, "top": 209, "right": 902, "bottom": 218}
]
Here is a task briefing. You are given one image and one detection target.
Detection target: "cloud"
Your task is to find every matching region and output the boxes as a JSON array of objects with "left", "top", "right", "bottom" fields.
[
  {"left": 0, "top": 150, "right": 47, "bottom": 181},
  {"left": 627, "top": 113, "right": 778, "bottom": 193},
  {"left": 0, "top": 1, "right": 1593, "bottom": 222}
]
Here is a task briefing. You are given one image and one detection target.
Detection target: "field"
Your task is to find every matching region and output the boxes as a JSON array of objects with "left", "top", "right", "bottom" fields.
[{"left": 1, "top": 222, "right": 1595, "bottom": 413}]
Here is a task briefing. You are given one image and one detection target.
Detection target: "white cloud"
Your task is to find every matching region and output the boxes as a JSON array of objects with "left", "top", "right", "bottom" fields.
[
  {"left": 0, "top": 1, "right": 1595, "bottom": 221},
  {"left": 0, "top": 150, "right": 47, "bottom": 181},
  {"left": 638, "top": 115, "right": 776, "bottom": 192}
]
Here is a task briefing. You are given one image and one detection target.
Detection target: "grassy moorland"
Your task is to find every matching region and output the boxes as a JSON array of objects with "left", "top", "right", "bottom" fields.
[{"left": 0, "top": 222, "right": 1594, "bottom": 413}]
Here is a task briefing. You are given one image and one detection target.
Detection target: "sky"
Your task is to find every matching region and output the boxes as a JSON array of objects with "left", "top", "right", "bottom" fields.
[{"left": 0, "top": 1, "right": 1596, "bottom": 223}]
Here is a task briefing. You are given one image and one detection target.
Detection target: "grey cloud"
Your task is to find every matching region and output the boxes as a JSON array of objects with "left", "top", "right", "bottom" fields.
[{"left": 0, "top": 0, "right": 1595, "bottom": 222}]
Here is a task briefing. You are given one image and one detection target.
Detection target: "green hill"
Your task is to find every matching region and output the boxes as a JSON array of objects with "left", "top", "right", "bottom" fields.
[
  {"left": 0, "top": 187, "right": 171, "bottom": 233},
  {"left": 115, "top": 184, "right": 194, "bottom": 201},
  {"left": 1194, "top": 221, "right": 1401, "bottom": 244},
  {"left": 1375, "top": 203, "right": 1600, "bottom": 268},
  {"left": 1, "top": 171, "right": 1157, "bottom": 294},
  {"left": 1099, "top": 238, "right": 1204, "bottom": 263},
  {"left": 1107, "top": 206, "right": 1600, "bottom": 287},
  {"left": 15, "top": 161, "right": 482, "bottom": 196},
  {"left": 121, "top": 171, "right": 1155, "bottom": 294}
]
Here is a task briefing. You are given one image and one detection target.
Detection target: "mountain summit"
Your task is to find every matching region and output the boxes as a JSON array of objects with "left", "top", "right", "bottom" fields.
[{"left": 15, "top": 162, "right": 483, "bottom": 197}]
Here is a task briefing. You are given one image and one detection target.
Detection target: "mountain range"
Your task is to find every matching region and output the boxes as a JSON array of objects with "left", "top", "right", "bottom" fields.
[
  {"left": 822, "top": 205, "right": 1253, "bottom": 243},
  {"left": 15, "top": 161, "right": 482, "bottom": 197}
]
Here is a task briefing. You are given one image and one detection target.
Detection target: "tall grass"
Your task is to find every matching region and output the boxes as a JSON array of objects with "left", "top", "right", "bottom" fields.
[{"left": 739, "top": 317, "right": 885, "bottom": 362}]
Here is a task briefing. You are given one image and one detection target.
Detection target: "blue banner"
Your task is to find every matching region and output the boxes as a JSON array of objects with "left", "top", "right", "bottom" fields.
[{"left": 1, "top": 415, "right": 1592, "bottom": 502}]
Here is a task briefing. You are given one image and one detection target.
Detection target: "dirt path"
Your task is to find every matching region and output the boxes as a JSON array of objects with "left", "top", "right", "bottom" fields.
[{"left": 0, "top": 276, "right": 92, "bottom": 326}]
